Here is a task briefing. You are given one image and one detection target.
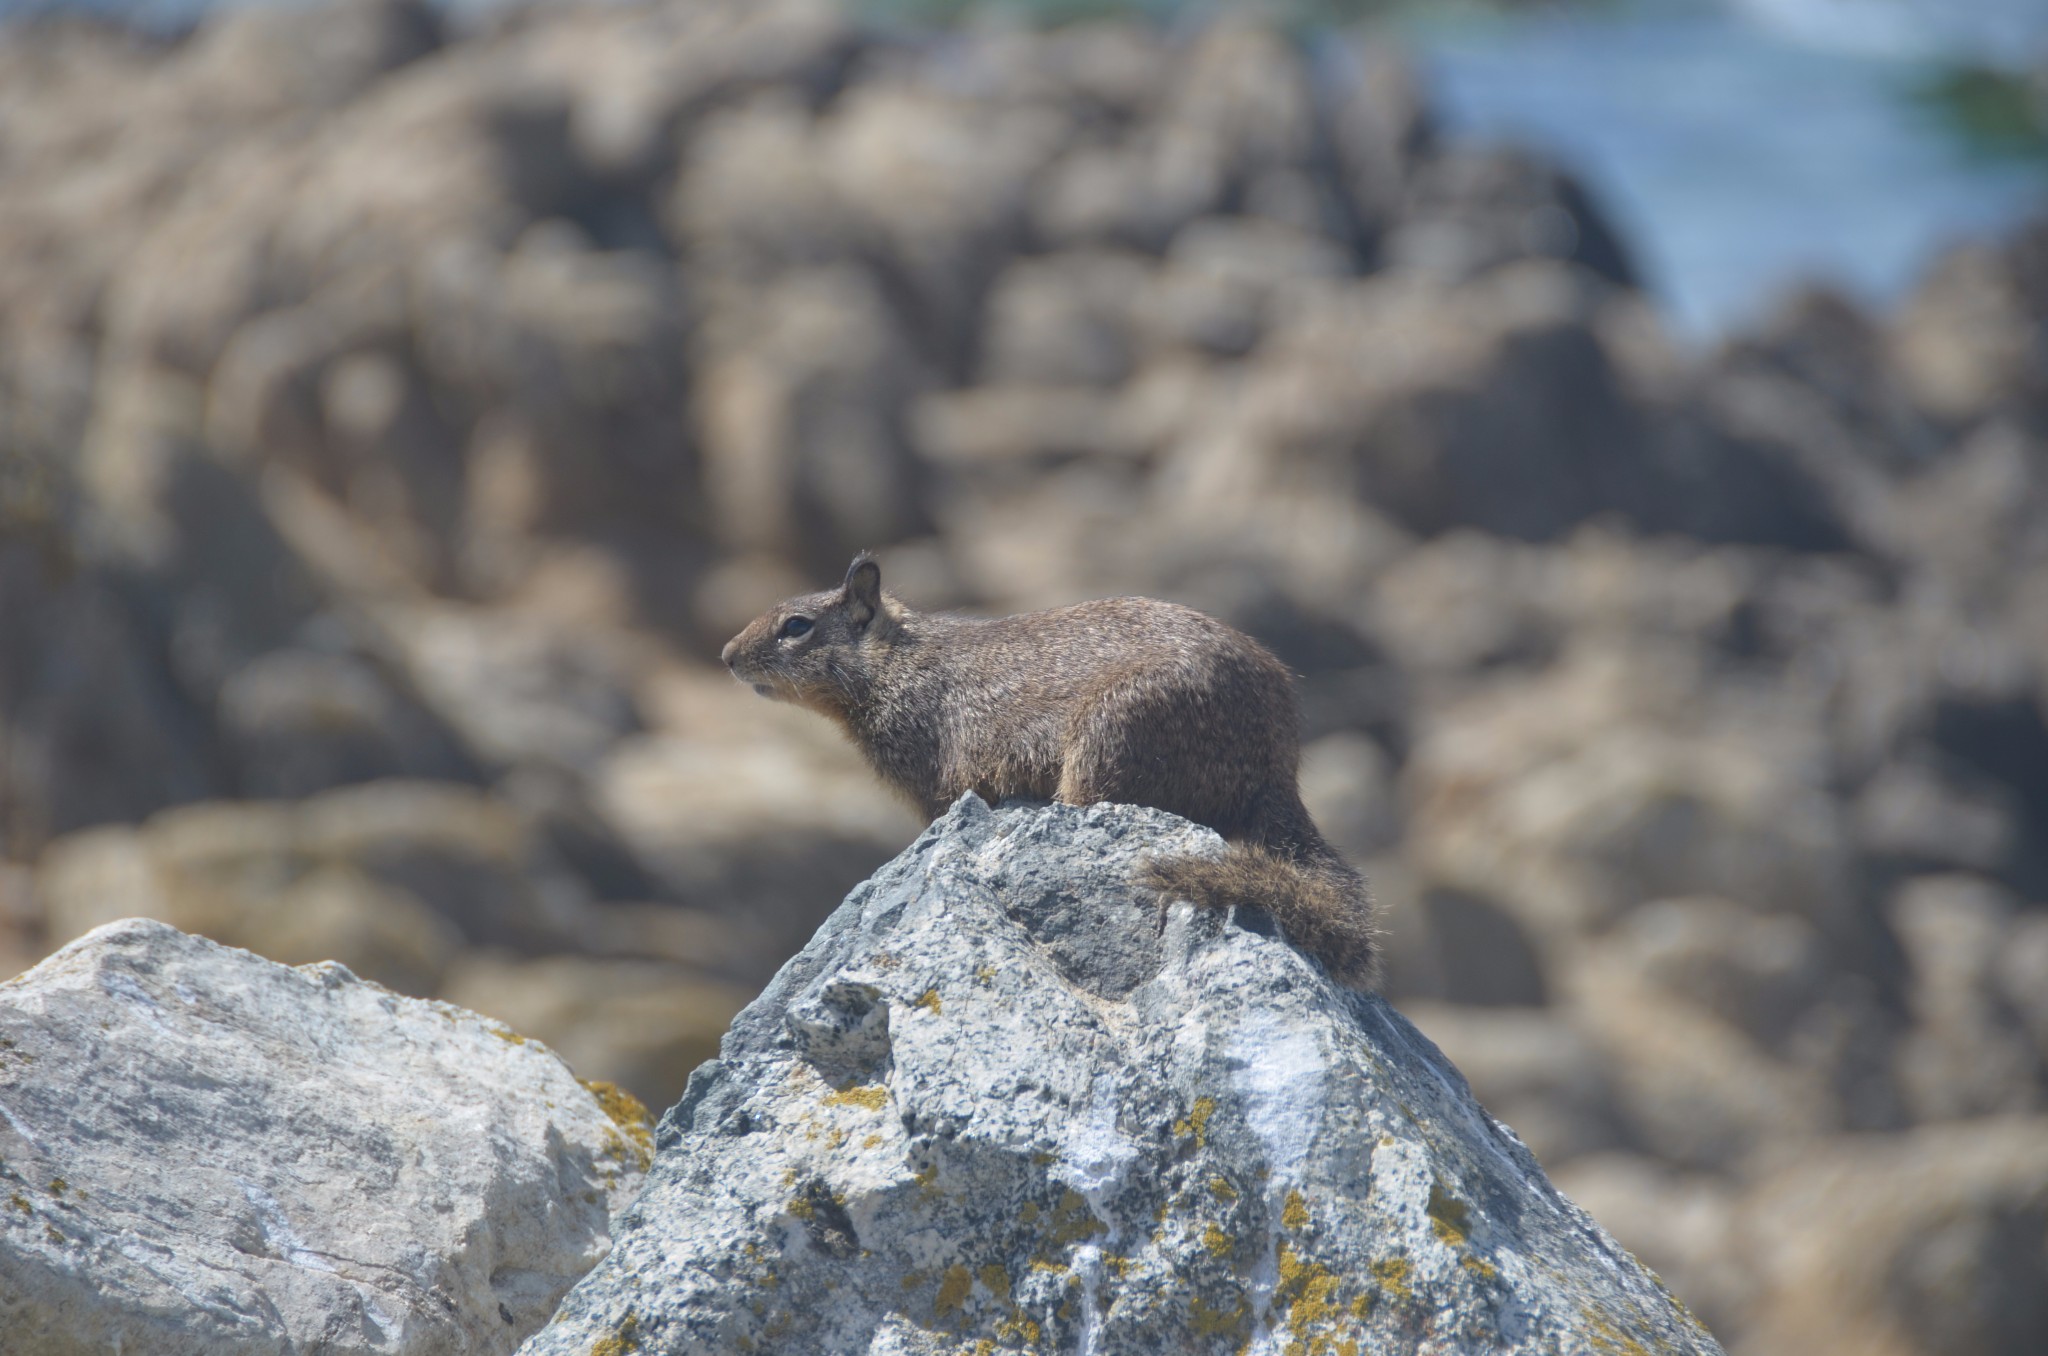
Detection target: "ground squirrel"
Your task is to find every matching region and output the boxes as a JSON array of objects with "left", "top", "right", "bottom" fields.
[{"left": 722, "top": 555, "right": 1378, "bottom": 987}]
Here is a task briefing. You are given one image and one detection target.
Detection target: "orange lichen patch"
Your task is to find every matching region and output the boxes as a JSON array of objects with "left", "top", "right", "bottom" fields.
[
  {"left": 1582, "top": 1308, "right": 1659, "bottom": 1356},
  {"left": 1209, "top": 1176, "right": 1238, "bottom": 1203},
  {"left": 934, "top": 1264, "right": 973, "bottom": 1319},
  {"left": 1173, "top": 1096, "right": 1218, "bottom": 1148},
  {"left": 914, "top": 988, "right": 943, "bottom": 1016},
  {"left": 582, "top": 1081, "right": 655, "bottom": 1159},
  {"left": 589, "top": 1312, "right": 639, "bottom": 1355},
  {"left": 1275, "top": 1242, "right": 1344, "bottom": 1349},
  {"left": 1461, "top": 1254, "right": 1498, "bottom": 1282},
  {"left": 822, "top": 1083, "right": 889, "bottom": 1111},
  {"left": 1371, "top": 1256, "right": 1413, "bottom": 1303},
  {"left": 1203, "top": 1222, "right": 1234, "bottom": 1257},
  {"left": 1282, "top": 1189, "right": 1309, "bottom": 1231}
]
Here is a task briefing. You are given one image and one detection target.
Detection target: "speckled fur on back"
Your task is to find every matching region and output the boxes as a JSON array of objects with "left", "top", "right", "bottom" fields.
[{"left": 721, "top": 555, "right": 1379, "bottom": 988}]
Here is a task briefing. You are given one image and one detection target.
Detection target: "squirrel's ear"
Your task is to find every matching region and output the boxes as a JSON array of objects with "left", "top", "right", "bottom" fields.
[{"left": 843, "top": 555, "right": 882, "bottom": 627}]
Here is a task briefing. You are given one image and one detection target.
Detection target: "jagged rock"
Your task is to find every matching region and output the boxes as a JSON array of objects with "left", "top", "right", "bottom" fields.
[
  {"left": 35, "top": 780, "right": 598, "bottom": 980},
  {"left": 0, "top": 918, "right": 649, "bottom": 1355},
  {"left": 521, "top": 797, "right": 1721, "bottom": 1355}
]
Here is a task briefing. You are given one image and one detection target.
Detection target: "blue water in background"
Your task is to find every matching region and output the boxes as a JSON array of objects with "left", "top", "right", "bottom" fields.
[
  {"left": 3, "top": 0, "right": 2046, "bottom": 342},
  {"left": 1415, "top": 0, "right": 2048, "bottom": 339}
]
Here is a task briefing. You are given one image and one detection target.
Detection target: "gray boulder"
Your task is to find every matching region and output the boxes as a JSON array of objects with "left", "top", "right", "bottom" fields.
[
  {"left": 522, "top": 796, "right": 1721, "bottom": 1355},
  {"left": 0, "top": 918, "right": 650, "bottom": 1355}
]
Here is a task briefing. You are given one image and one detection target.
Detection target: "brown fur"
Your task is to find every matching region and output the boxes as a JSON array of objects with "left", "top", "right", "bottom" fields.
[{"left": 721, "top": 555, "right": 1379, "bottom": 988}]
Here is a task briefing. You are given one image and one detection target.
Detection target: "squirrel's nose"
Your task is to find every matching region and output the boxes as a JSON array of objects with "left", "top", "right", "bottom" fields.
[{"left": 720, "top": 639, "right": 738, "bottom": 669}]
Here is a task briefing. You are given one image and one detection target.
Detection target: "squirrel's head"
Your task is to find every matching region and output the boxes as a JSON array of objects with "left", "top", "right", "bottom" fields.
[{"left": 721, "top": 554, "right": 900, "bottom": 714}]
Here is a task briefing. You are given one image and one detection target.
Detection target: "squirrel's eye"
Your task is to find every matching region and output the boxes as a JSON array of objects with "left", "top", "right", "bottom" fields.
[{"left": 779, "top": 616, "right": 814, "bottom": 640}]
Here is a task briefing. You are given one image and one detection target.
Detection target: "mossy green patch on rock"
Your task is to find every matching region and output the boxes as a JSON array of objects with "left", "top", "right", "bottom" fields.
[
  {"left": 1427, "top": 1181, "right": 1470, "bottom": 1248},
  {"left": 1189, "top": 1293, "right": 1251, "bottom": 1342}
]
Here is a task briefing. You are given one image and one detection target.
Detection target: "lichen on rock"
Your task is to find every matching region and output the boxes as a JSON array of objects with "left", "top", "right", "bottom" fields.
[{"left": 519, "top": 796, "right": 1722, "bottom": 1355}]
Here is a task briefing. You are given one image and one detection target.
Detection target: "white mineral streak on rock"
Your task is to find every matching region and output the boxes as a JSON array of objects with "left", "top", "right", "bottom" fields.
[
  {"left": 1225, "top": 1006, "right": 1330, "bottom": 1356},
  {"left": 0, "top": 1097, "right": 38, "bottom": 1146},
  {"left": 521, "top": 796, "right": 1727, "bottom": 1356},
  {"left": 1229, "top": 1007, "right": 1329, "bottom": 1183},
  {"left": 0, "top": 919, "right": 649, "bottom": 1356},
  {"left": 1060, "top": 1073, "right": 1137, "bottom": 1356}
]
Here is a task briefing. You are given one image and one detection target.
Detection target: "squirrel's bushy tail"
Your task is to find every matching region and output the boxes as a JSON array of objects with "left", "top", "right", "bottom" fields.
[{"left": 1142, "top": 840, "right": 1379, "bottom": 990}]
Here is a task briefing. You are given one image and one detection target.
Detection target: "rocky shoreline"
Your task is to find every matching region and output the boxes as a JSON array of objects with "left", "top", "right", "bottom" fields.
[{"left": 2, "top": 2, "right": 2047, "bottom": 1352}]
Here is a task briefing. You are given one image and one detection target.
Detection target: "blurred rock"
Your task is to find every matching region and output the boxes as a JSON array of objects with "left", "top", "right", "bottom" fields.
[
  {"left": 216, "top": 646, "right": 475, "bottom": 798},
  {"left": 819, "top": 82, "right": 1067, "bottom": 371},
  {"left": 1386, "top": 146, "right": 1636, "bottom": 288},
  {"left": 1405, "top": 644, "right": 1852, "bottom": 941},
  {"left": 694, "top": 265, "right": 934, "bottom": 578},
  {"left": 977, "top": 249, "right": 1152, "bottom": 387},
  {"left": 0, "top": 559, "right": 218, "bottom": 856},
  {"left": 1854, "top": 756, "right": 2017, "bottom": 877},
  {"left": 593, "top": 716, "right": 919, "bottom": 938},
  {"left": 35, "top": 780, "right": 593, "bottom": 988},
  {"left": 175, "top": 0, "right": 444, "bottom": 116},
  {"left": 1734, "top": 1117, "right": 2048, "bottom": 1356},
  {"left": 1585, "top": 893, "right": 1907, "bottom": 1140},
  {"left": 1569, "top": 943, "right": 1837, "bottom": 1172},
  {"left": 1296, "top": 729, "right": 1400, "bottom": 861},
  {"left": 439, "top": 953, "right": 754, "bottom": 1110},
  {"left": 1892, "top": 224, "right": 2048, "bottom": 421},
  {"left": 384, "top": 604, "right": 647, "bottom": 774},
  {"left": 1402, "top": 1000, "right": 1630, "bottom": 1168},
  {"left": 1158, "top": 262, "right": 1842, "bottom": 548},
  {"left": 1890, "top": 875, "right": 2047, "bottom": 1123}
]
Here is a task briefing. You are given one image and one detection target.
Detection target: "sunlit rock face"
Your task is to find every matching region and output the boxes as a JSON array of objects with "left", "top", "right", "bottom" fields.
[
  {"left": 522, "top": 796, "right": 1720, "bottom": 1356},
  {"left": 0, "top": 918, "right": 650, "bottom": 1356}
]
